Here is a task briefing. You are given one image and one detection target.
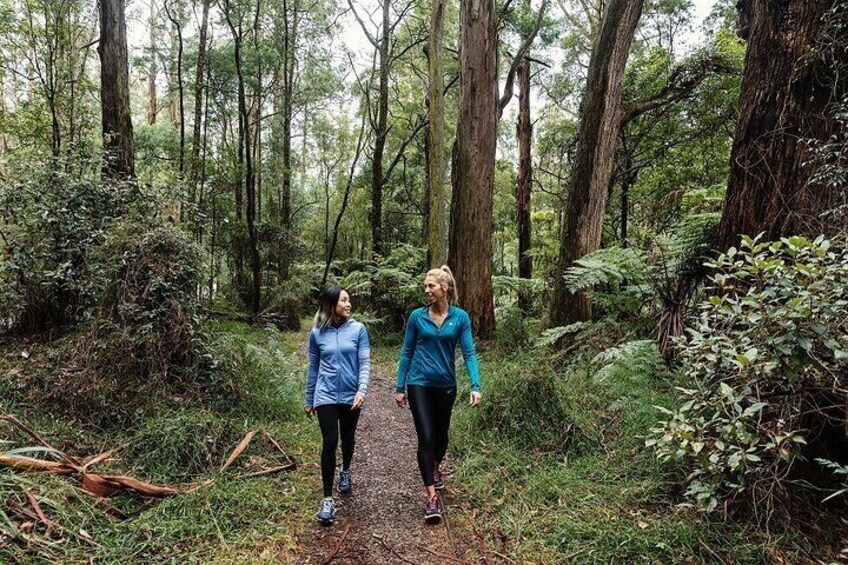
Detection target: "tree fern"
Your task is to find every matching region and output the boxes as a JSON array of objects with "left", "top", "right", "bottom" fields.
[{"left": 564, "top": 246, "right": 648, "bottom": 292}]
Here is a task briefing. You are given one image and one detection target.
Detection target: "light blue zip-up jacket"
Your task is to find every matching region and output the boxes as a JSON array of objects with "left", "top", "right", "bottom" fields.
[{"left": 305, "top": 319, "right": 371, "bottom": 408}]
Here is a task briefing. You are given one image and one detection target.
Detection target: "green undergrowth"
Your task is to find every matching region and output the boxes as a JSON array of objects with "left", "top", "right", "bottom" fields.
[
  {"left": 449, "top": 344, "right": 817, "bottom": 563},
  {"left": 0, "top": 320, "right": 320, "bottom": 564}
]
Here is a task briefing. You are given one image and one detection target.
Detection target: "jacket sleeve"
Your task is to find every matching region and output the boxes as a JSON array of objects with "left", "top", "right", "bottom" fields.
[
  {"left": 396, "top": 312, "right": 418, "bottom": 393},
  {"left": 305, "top": 330, "right": 320, "bottom": 407},
  {"left": 357, "top": 324, "right": 371, "bottom": 396},
  {"left": 458, "top": 313, "right": 481, "bottom": 392}
]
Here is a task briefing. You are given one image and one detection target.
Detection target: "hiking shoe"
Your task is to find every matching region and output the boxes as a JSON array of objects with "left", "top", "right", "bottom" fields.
[
  {"left": 337, "top": 469, "right": 353, "bottom": 495},
  {"left": 315, "top": 497, "right": 335, "bottom": 524},
  {"left": 433, "top": 468, "right": 444, "bottom": 490},
  {"left": 424, "top": 494, "right": 442, "bottom": 525}
]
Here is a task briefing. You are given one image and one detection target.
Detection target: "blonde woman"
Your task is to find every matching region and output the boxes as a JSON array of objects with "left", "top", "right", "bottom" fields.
[
  {"left": 395, "top": 266, "right": 482, "bottom": 524},
  {"left": 305, "top": 286, "right": 370, "bottom": 524}
]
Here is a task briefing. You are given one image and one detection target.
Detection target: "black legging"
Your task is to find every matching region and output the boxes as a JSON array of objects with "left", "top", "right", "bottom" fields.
[
  {"left": 316, "top": 404, "right": 361, "bottom": 497},
  {"left": 407, "top": 385, "right": 457, "bottom": 487}
]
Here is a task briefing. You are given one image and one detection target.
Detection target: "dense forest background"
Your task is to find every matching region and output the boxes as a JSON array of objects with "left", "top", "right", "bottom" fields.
[{"left": 0, "top": 0, "right": 847, "bottom": 562}]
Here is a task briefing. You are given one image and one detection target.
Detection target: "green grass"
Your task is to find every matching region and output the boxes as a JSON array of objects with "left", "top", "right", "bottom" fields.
[
  {"left": 0, "top": 319, "right": 321, "bottom": 564},
  {"left": 449, "top": 344, "right": 814, "bottom": 564},
  {"left": 0, "top": 321, "right": 825, "bottom": 563}
]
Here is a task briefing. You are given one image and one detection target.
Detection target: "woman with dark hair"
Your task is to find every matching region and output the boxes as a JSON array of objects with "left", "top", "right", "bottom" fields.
[
  {"left": 305, "top": 286, "right": 371, "bottom": 525},
  {"left": 395, "top": 265, "right": 482, "bottom": 524}
]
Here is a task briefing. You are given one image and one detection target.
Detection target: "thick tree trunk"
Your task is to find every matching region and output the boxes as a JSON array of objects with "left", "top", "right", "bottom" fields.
[
  {"left": 549, "top": 0, "right": 643, "bottom": 327},
  {"left": 718, "top": 0, "right": 845, "bottom": 248},
  {"left": 98, "top": 0, "right": 135, "bottom": 179},
  {"left": 426, "top": 0, "right": 447, "bottom": 267},
  {"left": 449, "top": 0, "right": 498, "bottom": 338},
  {"left": 516, "top": 52, "right": 532, "bottom": 312}
]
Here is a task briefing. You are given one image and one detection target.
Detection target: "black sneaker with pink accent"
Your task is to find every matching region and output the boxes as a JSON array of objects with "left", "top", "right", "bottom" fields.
[
  {"left": 433, "top": 468, "right": 444, "bottom": 490},
  {"left": 424, "top": 494, "right": 441, "bottom": 524}
]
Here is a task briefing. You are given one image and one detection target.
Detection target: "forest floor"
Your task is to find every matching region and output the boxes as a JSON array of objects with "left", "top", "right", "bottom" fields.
[
  {"left": 0, "top": 320, "right": 833, "bottom": 563},
  {"left": 292, "top": 362, "right": 484, "bottom": 565}
]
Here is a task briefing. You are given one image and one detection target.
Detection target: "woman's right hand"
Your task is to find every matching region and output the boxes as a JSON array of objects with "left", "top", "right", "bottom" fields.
[
  {"left": 394, "top": 393, "right": 407, "bottom": 408},
  {"left": 304, "top": 406, "right": 314, "bottom": 418}
]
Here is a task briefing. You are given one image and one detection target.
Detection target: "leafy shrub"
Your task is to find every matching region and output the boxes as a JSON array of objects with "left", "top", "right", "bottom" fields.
[
  {"left": 494, "top": 305, "right": 529, "bottom": 351},
  {"left": 469, "top": 354, "right": 576, "bottom": 454},
  {"left": 207, "top": 329, "right": 302, "bottom": 420},
  {"left": 650, "top": 235, "right": 848, "bottom": 519},
  {"left": 260, "top": 277, "right": 309, "bottom": 330},
  {"left": 0, "top": 156, "right": 143, "bottom": 333},
  {"left": 60, "top": 224, "right": 212, "bottom": 426}
]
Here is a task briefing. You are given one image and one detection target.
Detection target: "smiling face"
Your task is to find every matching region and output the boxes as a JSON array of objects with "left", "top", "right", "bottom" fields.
[
  {"left": 334, "top": 290, "right": 351, "bottom": 320},
  {"left": 423, "top": 276, "right": 446, "bottom": 304}
]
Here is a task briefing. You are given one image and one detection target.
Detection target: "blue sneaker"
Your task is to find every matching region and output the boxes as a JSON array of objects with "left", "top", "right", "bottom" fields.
[
  {"left": 315, "top": 497, "right": 335, "bottom": 524},
  {"left": 337, "top": 469, "right": 353, "bottom": 495}
]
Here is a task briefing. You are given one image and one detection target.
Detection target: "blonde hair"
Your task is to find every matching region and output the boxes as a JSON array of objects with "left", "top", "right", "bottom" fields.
[{"left": 425, "top": 265, "right": 458, "bottom": 303}]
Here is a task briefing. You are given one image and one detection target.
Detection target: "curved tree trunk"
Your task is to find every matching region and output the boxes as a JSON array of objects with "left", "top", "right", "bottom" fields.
[
  {"left": 449, "top": 0, "right": 498, "bottom": 339},
  {"left": 718, "top": 0, "right": 845, "bottom": 248},
  {"left": 371, "top": 0, "right": 390, "bottom": 258},
  {"left": 549, "top": 0, "right": 643, "bottom": 328}
]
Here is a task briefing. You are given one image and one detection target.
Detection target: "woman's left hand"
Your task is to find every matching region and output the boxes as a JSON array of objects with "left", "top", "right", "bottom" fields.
[
  {"left": 469, "top": 391, "right": 482, "bottom": 407},
  {"left": 352, "top": 393, "right": 365, "bottom": 409}
]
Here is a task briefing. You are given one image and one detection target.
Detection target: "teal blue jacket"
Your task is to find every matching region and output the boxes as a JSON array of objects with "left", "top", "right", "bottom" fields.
[{"left": 396, "top": 305, "right": 481, "bottom": 393}]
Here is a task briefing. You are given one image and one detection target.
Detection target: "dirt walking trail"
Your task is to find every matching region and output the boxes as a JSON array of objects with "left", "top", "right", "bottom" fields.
[{"left": 292, "top": 360, "right": 488, "bottom": 564}]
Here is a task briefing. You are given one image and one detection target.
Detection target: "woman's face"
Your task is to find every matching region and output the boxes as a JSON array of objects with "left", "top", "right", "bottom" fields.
[
  {"left": 335, "top": 290, "right": 351, "bottom": 320},
  {"left": 423, "top": 276, "right": 446, "bottom": 304}
]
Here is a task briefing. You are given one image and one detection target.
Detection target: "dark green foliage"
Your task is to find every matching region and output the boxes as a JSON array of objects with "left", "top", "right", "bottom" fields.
[
  {"left": 651, "top": 235, "right": 848, "bottom": 520},
  {"left": 206, "top": 326, "right": 302, "bottom": 420},
  {"left": 494, "top": 305, "right": 529, "bottom": 351},
  {"left": 56, "top": 224, "right": 211, "bottom": 427},
  {"left": 337, "top": 244, "right": 426, "bottom": 339},
  {"left": 459, "top": 352, "right": 578, "bottom": 455},
  {"left": 0, "top": 156, "right": 144, "bottom": 333}
]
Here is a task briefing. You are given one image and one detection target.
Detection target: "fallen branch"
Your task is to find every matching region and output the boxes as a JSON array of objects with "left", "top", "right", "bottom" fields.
[
  {"left": 323, "top": 522, "right": 351, "bottom": 564},
  {"left": 439, "top": 495, "right": 458, "bottom": 558},
  {"left": 240, "top": 463, "right": 297, "bottom": 478},
  {"left": 80, "top": 473, "right": 182, "bottom": 498},
  {"left": 8, "top": 501, "right": 100, "bottom": 547},
  {"left": 416, "top": 543, "right": 474, "bottom": 565},
  {"left": 378, "top": 537, "right": 417, "bottom": 565},
  {"left": 467, "top": 510, "right": 493, "bottom": 564},
  {"left": 23, "top": 490, "right": 55, "bottom": 536},
  {"left": 82, "top": 450, "right": 116, "bottom": 471}
]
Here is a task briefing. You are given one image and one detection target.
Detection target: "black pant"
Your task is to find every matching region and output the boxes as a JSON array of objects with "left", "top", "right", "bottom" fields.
[
  {"left": 316, "top": 404, "right": 361, "bottom": 497},
  {"left": 407, "top": 385, "right": 457, "bottom": 487}
]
